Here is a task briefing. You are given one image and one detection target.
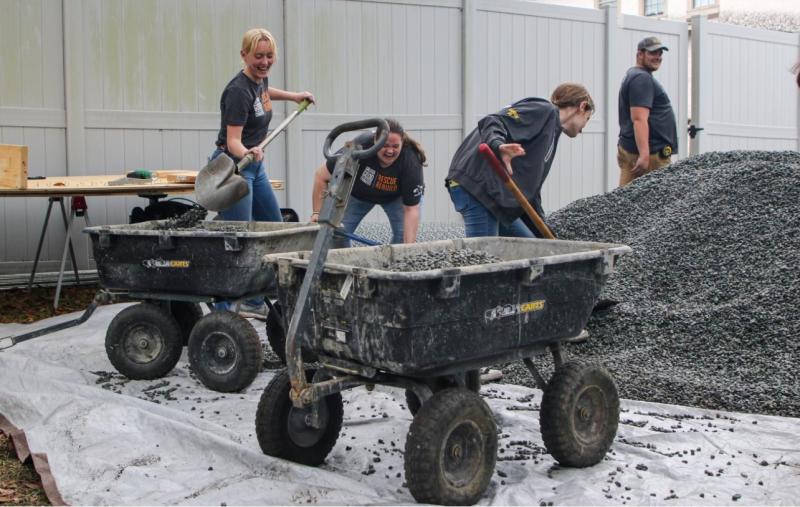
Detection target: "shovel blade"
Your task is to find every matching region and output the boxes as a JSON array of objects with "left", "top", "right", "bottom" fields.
[{"left": 195, "top": 154, "right": 250, "bottom": 211}]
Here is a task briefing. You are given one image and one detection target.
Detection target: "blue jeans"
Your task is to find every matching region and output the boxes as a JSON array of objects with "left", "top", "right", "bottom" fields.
[
  {"left": 209, "top": 148, "right": 281, "bottom": 311},
  {"left": 211, "top": 148, "right": 282, "bottom": 222},
  {"left": 448, "top": 185, "right": 534, "bottom": 238},
  {"left": 336, "top": 195, "right": 405, "bottom": 247}
]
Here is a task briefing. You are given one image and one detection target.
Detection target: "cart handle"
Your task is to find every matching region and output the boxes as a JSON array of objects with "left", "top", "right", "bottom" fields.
[{"left": 323, "top": 118, "right": 390, "bottom": 161}]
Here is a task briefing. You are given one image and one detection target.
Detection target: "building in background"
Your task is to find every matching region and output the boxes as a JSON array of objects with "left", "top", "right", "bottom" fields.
[{"left": 536, "top": 0, "right": 800, "bottom": 32}]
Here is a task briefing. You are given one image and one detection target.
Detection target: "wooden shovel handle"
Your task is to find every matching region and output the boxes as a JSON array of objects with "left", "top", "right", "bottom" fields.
[{"left": 478, "top": 143, "right": 555, "bottom": 239}]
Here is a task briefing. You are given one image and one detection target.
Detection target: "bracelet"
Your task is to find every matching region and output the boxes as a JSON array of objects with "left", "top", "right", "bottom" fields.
[{"left": 311, "top": 211, "right": 320, "bottom": 216}]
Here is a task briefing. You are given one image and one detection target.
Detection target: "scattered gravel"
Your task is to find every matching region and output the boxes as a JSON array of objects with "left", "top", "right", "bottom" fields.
[
  {"left": 386, "top": 248, "right": 501, "bottom": 272},
  {"left": 503, "top": 150, "right": 800, "bottom": 418}
]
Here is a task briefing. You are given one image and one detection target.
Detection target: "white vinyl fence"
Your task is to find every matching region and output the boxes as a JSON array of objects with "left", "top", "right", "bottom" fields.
[
  {"left": 690, "top": 16, "right": 800, "bottom": 154},
  {"left": 0, "top": 0, "right": 797, "bottom": 276}
]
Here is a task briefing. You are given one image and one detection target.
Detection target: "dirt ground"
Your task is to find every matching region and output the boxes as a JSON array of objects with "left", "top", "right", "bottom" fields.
[
  {"left": 0, "top": 284, "right": 98, "bottom": 506},
  {"left": 0, "top": 284, "right": 100, "bottom": 324}
]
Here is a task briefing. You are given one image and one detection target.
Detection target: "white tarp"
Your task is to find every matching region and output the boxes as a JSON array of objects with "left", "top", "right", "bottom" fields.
[{"left": 1, "top": 304, "right": 799, "bottom": 505}]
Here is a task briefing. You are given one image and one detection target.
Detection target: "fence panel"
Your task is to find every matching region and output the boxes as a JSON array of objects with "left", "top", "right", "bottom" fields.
[
  {"left": 474, "top": 0, "right": 607, "bottom": 213},
  {"left": 2, "top": 1, "right": 799, "bottom": 276},
  {"left": 284, "top": 0, "right": 464, "bottom": 224},
  {"left": 691, "top": 16, "right": 800, "bottom": 154}
]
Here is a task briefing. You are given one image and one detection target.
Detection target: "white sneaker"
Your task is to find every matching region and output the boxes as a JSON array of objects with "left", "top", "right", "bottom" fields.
[{"left": 565, "top": 329, "right": 590, "bottom": 344}]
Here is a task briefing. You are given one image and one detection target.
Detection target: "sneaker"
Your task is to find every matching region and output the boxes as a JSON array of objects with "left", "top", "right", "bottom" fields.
[
  {"left": 479, "top": 369, "right": 503, "bottom": 384},
  {"left": 565, "top": 329, "right": 590, "bottom": 344},
  {"left": 237, "top": 301, "right": 268, "bottom": 321}
]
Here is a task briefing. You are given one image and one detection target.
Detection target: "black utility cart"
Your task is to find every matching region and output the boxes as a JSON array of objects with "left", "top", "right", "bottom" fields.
[
  {"left": 84, "top": 220, "right": 318, "bottom": 392},
  {"left": 254, "top": 119, "right": 633, "bottom": 505}
]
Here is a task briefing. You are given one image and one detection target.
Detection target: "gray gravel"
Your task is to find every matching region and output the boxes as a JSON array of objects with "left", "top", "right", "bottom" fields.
[
  {"left": 386, "top": 248, "right": 501, "bottom": 272},
  {"left": 341, "top": 152, "right": 800, "bottom": 418},
  {"left": 501, "top": 150, "right": 800, "bottom": 418}
]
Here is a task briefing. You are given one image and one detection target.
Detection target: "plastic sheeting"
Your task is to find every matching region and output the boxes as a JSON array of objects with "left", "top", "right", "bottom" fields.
[{"left": 1, "top": 304, "right": 799, "bottom": 506}]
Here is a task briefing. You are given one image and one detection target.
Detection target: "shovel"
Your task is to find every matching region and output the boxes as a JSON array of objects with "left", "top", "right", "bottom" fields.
[
  {"left": 195, "top": 99, "right": 312, "bottom": 211},
  {"left": 478, "top": 143, "right": 556, "bottom": 239}
]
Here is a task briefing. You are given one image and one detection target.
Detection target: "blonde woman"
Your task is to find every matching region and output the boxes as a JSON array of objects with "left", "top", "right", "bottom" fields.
[
  {"left": 212, "top": 28, "right": 314, "bottom": 317},
  {"left": 212, "top": 28, "right": 314, "bottom": 223}
]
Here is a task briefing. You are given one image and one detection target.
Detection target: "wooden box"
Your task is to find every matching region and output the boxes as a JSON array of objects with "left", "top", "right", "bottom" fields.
[{"left": 0, "top": 144, "right": 29, "bottom": 189}]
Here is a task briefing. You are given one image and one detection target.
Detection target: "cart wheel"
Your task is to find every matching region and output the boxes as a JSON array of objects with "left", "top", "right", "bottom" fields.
[
  {"left": 540, "top": 360, "right": 619, "bottom": 468},
  {"left": 265, "top": 302, "right": 318, "bottom": 364},
  {"left": 166, "top": 301, "right": 203, "bottom": 346},
  {"left": 105, "top": 302, "right": 183, "bottom": 380},
  {"left": 187, "top": 311, "right": 263, "bottom": 392},
  {"left": 255, "top": 368, "right": 343, "bottom": 466},
  {"left": 404, "top": 388, "right": 497, "bottom": 505},
  {"left": 405, "top": 371, "right": 481, "bottom": 416}
]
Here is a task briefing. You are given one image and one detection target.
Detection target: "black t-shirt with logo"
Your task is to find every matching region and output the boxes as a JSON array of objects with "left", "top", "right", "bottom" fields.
[
  {"left": 618, "top": 66, "right": 678, "bottom": 155},
  {"left": 215, "top": 71, "right": 273, "bottom": 150},
  {"left": 326, "top": 132, "right": 424, "bottom": 206}
]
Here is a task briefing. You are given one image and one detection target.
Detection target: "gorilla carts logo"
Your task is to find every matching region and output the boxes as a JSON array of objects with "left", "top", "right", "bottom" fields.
[
  {"left": 484, "top": 299, "right": 545, "bottom": 322},
  {"left": 142, "top": 258, "right": 191, "bottom": 269}
]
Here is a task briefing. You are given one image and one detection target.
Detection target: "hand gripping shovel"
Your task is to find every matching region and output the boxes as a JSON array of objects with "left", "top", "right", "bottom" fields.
[
  {"left": 195, "top": 99, "right": 311, "bottom": 211},
  {"left": 478, "top": 143, "right": 556, "bottom": 239}
]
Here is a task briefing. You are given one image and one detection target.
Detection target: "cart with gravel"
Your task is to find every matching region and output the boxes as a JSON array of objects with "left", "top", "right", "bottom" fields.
[
  {"left": 253, "top": 119, "right": 633, "bottom": 505},
  {"left": 81, "top": 219, "right": 318, "bottom": 392}
]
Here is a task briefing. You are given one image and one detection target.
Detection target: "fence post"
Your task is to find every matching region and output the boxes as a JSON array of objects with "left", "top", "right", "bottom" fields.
[
  {"left": 63, "top": 0, "right": 86, "bottom": 178},
  {"left": 283, "top": 0, "right": 304, "bottom": 212},
  {"left": 601, "top": 0, "right": 620, "bottom": 192},
  {"left": 462, "top": 0, "right": 477, "bottom": 139},
  {"left": 690, "top": 15, "right": 709, "bottom": 156}
]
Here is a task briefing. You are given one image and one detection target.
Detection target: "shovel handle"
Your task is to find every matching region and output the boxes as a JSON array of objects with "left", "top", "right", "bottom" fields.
[
  {"left": 237, "top": 99, "right": 313, "bottom": 171},
  {"left": 478, "top": 143, "right": 556, "bottom": 240}
]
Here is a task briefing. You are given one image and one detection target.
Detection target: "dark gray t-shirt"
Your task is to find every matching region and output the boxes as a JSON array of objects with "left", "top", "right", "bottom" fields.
[
  {"left": 447, "top": 97, "right": 561, "bottom": 224},
  {"left": 326, "top": 132, "right": 425, "bottom": 206},
  {"left": 618, "top": 67, "right": 677, "bottom": 155},
  {"left": 215, "top": 71, "right": 273, "bottom": 151}
]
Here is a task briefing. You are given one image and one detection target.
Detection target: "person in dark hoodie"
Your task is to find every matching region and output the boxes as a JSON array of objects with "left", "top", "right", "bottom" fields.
[{"left": 446, "top": 82, "right": 594, "bottom": 238}]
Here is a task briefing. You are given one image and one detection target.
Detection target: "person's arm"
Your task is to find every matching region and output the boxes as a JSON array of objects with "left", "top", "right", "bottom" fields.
[
  {"left": 226, "top": 125, "right": 263, "bottom": 161},
  {"left": 402, "top": 204, "right": 421, "bottom": 243},
  {"left": 268, "top": 87, "right": 315, "bottom": 104},
  {"left": 478, "top": 99, "right": 552, "bottom": 175},
  {"left": 310, "top": 163, "right": 332, "bottom": 222},
  {"left": 631, "top": 106, "right": 651, "bottom": 176}
]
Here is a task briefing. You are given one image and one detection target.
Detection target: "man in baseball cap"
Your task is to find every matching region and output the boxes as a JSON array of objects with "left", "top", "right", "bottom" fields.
[{"left": 616, "top": 36, "right": 677, "bottom": 186}]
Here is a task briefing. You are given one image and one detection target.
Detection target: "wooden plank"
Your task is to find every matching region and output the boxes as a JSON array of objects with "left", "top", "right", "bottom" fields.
[
  {"left": 0, "top": 174, "right": 284, "bottom": 196},
  {"left": 0, "top": 144, "right": 28, "bottom": 189}
]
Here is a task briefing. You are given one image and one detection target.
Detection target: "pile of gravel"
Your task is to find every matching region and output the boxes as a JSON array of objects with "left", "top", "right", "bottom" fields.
[
  {"left": 717, "top": 11, "right": 800, "bottom": 33},
  {"left": 501, "top": 151, "right": 800, "bottom": 418}
]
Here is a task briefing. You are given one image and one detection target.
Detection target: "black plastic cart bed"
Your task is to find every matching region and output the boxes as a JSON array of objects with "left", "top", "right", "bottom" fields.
[
  {"left": 84, "top": 220, "right": 318, "bottom": 392},
  {"left": 252, "top": 118, "right": 633, "bottom": 506}
]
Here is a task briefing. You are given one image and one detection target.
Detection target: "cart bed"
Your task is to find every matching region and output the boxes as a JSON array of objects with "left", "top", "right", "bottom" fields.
[
  {"left": 85, "top": 220, "right": 319, "bottom": 298},
  {"left": 266, "top": 237, "right": 630, "bottom": 376}
]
